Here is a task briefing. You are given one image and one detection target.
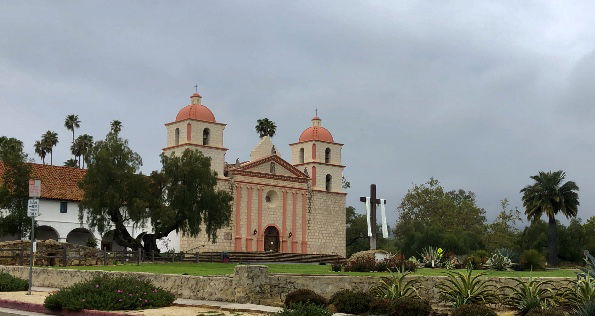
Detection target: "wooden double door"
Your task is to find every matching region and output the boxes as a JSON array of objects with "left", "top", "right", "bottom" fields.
[{"left": 263, "top": 226, "right": 280, "bottom": 252}]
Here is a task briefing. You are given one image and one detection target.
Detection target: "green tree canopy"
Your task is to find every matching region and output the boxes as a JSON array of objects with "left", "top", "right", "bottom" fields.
[
  {"left": 78, "top": 122, "right": 149, "bottom": 250},
  {"left": 395, "top": 178, "right": 487, "bottom": 256},
  {"left": 79, "top": 122, "right": 232, "bottom": 252},
  {"left": 141, "top": 149, "right": 233, "bottom": 253},
  {"left": 0, "top": 136, "right": 32, "bottom": 237}
]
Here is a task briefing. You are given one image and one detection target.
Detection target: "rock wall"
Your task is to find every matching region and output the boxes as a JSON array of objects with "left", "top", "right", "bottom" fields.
[{"left": 0, "top": 265, "right": 574, "bottom": 307}]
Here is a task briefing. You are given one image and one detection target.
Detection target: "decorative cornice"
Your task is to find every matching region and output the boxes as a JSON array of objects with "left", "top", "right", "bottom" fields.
[
  {"left": 293, "top": 162, "right": 346, "bottom": 168},
  {"left": 230, "top": 155, "right": 309, "bottom": 179},
  {"left": 163, "top": 143, "right": 228, "bottom": 152},
  {"left": 231, "top": 169, "right": 310, "bottom": 183},
  {"left": 165, "top": 118, "right": 227, "bottom": 127},
  {"left": 289, "top": 140, "right": 344, "bottom": 146}
]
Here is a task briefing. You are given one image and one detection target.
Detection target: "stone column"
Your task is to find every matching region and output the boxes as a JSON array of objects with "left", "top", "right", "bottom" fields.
[
  {"left": 301, "top": 192, "right": 308, "bottom": 253},
  {"left": 291, "top": 191, "right": 298, "bottom": 252},
  {"left": 245, "top": 186, "right": 253, "bottom": 252},
  {"left": 281, "top": 190, "right": 288, "bottom": 253},
  {"left": 234, "top": 184, "right": 243, "bottom": 251},
  {"left": 257, "top": 187, "right": 264, "bottom": 251}
]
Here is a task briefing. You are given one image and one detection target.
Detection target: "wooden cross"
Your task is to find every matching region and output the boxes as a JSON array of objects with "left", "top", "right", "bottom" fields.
[
  {"left": 359, "top": 184, "right": 387, "bottom": 250},
  {"left": 194, "top": 84, "right": 198, "bottom": 93}
]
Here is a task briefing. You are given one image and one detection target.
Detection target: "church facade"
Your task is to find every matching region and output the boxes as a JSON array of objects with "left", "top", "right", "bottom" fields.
[{"left": 163, "top": 92, "right": 347, "bottom": 257}]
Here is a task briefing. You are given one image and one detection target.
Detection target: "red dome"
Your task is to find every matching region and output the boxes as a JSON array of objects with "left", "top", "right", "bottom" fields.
[
  {"left": 298, "top": 116, "right": 334, "bottom": 142},
  {"left": 175, "top": 93, "right": 216, "bottom": 123}
]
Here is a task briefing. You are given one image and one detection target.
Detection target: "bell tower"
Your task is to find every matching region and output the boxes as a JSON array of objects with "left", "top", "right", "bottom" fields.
[
  {"left": 163, "top": 92, "right": 227, "bottom": 176},
  {"left": 289, "top": 115, "right": 345, "bottom": 193}
]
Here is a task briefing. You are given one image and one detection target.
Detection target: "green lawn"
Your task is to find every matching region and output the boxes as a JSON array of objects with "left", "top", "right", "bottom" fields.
[{"left": 51, "top": 262, "right": 581, "bottom": 278}]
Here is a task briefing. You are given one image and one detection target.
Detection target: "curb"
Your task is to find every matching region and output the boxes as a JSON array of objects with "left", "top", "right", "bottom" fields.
[{"left": 0, "top": 299, "right": 141, "bottom": 316}]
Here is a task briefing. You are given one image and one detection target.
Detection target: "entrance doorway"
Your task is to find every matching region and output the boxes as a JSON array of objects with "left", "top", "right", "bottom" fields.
[{"left": 264, "top": 226, "right": 280, "bottom": 252}]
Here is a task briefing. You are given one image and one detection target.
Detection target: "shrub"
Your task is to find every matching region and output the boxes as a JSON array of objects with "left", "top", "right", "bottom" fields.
[
  {"left": 462, "top": 255, "right": 483, "bottom": 270},
  {"left": 436, "top": 267, "right": 497, "bottom": 307},
  {"left": 371, "top": 271, "right": 419, "bottom": 300},
  {"left": 391, "top": 296, "right": 432, "bottom": 316},
  {"left": 329, "top": 289, "right": 371, "bottom": 314},
  {"left": 486, "top": 251, "right": 512, "bottom": 271},
  {"left": 331, "top": 263, "right": 341, "bottom": 272},
  {"left": 369, "top": 298, "right": 394, "bottom": 315},
  {"left": 284, "top": 289, "right": 327, "bottom": 308},
  {"left": 451, "top": 304, "right": 497, "bottom": 316},
  {"left": 520, "top": 249, "right": 546, "bottom": 271},
  {"left": 275, "top": 303, "right": 332, "bottom": 316},
  {"left": 385, "top": 255, "right": 417, "bottom": 272},
  {"left": 43, "top": 275, "right": 175, "bottom": 311},
  {"left": 344, "top": 250, "right": 388, "bottom": 272},
  {"left": 0, "top": 273, "right": 28, "bottom": 291},
  {"left": 525, "top": 308, "right": 565, "bottom": 316},
  {"left": 502, "top": 278, "right": 554, "bottom": 315}
]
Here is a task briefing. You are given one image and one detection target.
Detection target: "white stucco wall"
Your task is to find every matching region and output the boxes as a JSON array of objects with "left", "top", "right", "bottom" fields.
[{"left": 0, "top": 199, "right": 180, "bottom": 252}]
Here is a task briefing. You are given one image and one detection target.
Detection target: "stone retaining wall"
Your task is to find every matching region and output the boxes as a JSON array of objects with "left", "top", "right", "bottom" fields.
[{"left": 0, "top": 265, "right": 575, "bottom": 307}]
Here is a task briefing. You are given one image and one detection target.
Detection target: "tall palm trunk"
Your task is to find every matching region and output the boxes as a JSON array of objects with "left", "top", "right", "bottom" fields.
[
  {"left": 548, "top": 215, "right": 558, "bottom": 267},
  {"left": 50, "top": 150, "right": 53, "bottom": 165}
]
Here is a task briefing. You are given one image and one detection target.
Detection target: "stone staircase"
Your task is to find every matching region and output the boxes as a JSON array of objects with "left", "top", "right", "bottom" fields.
[{"left": 186, "top": 251, "right": 344, "bottom": 264}]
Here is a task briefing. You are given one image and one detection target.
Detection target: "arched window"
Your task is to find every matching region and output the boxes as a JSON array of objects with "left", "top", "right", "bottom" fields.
[
  {"left": 203, "top": 128, "right": 210, "bottom": 145},
  {"left": 311, "top": 166, "right": 317, "bottom": 187},
  {"left": 299, "top": 148, "right": 304, "bottom": 163},
  {"left": 174, "top": 128, "right": 180, "bottom": 145},
  {"left": 325, "top": 147, "right": 331, "bottom": 163},
  {"left": 312, "top": 143, "right": 317, "bottom": 160},
  {"left": 187, "top": 123, "right": 192, "bottom": 141},
  {"left": 325, "top": 174, "right": 332, "bottom": 192},
  {"left": 270, "top": 162, "right": 276, "bottom": 174}
]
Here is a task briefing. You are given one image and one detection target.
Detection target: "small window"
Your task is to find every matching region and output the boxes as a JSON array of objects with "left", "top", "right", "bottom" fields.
[
  {"left": 203, "top": 128, "right": 210, "bottom": 145},
  {"left": 325, "top": 174, "right": 332, "bottom": 192},
  {"left": 187, "top": 123, "right": 192, "bottom": 141},
  {"left": 174, "top": 128, "right": 180, "bottom": 145},
  {"left": 299, "top": 148, "right": 304, "bottom": 163},
  {"left": 325, "top": 147, "right": 331, "bottom": 163},
  {"left": 270, "top": 162, "right": 276, "bottom": 174},
  {"left": 60, "top": 201, "right": 68, "bottom": 213}
]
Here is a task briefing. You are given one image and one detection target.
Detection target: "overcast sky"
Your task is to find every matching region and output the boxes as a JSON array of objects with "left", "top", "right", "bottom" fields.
[{"left": 1, "top": 1, "right": 594, "bottom": 226}]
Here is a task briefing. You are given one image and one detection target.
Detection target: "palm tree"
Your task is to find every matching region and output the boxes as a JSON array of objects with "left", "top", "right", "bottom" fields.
[
  {"left": 64, "top": 114, "right": 81, "bottom": 144},
  {"left": 255, "top": 118, "right": 276, "bottom": 138},
  {"left": 71, "top": 134, "right": 93, "bottom": 168},
  {"left": 520, "top": 170, "right": 579, "bottom": 266},
  {"left": 110, "top": 120, "right": 122, "bottom": 135},
  {"left": 64, "top": 158, "right": 78, "bottom": 167},
  {"left": 79, "top": 134, "right": 93, "bottom": 169},
  {"left": 41, "top": 131, "right": 59, "bottom": 165},
  {"left": 34, "top": 140, "right": 47, "bottom": 164},
  {"left": 71, "top": 138, "right": 84, "bottom": 168}
]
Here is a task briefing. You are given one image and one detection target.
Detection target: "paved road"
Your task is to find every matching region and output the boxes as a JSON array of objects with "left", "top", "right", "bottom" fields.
[{"left": 0, "top": 307, "right": 47, "bottom": 316}]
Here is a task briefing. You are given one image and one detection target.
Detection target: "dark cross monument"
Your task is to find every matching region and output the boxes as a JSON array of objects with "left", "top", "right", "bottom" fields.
[{"left": 360, "top": 184, "right": 387, "bottom": 250}]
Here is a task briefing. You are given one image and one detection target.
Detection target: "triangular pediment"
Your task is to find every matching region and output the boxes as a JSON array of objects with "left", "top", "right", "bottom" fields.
[{"left": 230, "top": 154, "right": 308, "bottom": 180}]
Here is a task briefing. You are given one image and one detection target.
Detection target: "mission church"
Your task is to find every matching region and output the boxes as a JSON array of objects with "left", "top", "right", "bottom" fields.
[
  {"left": 166, "top": 92, "right": 347, "bottom": 256},
  {"left": 0, "top": 92, "right": 347, "bottom": 257}
]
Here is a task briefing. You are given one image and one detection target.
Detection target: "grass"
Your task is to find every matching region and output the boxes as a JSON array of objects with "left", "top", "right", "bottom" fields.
[{"left": 51, "top": 262, "right": 581, "bottom": 278}]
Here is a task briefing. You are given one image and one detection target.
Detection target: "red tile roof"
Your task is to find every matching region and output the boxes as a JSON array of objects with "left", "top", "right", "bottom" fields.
[{"left": 0, "top": 163, "right": 86, "bottom": 201}]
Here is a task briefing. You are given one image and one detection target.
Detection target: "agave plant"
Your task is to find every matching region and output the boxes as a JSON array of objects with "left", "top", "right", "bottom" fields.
[
  {"left": 371, "top": 270, "right": 420, "bottom": 300},
  {"left": 436, "top": 267, "right": 497, "bottom": 307},
  {"left": 560, "top": 275, "right": 595, "bottom": 309},
  {"left": 486, "top": 251, "right": 512, "bottom": 271},
  {"left": 580, "top": 250, "right": 595, "bottom": 278},
  {"left": 501, "top": 278, "right": 555, "bottom": 315},
  {"left": 574, "top": 299, "right": 595, "bottom": 316},
  {"left": 419, "top": 246, "right": 444, "bottom": 268}
]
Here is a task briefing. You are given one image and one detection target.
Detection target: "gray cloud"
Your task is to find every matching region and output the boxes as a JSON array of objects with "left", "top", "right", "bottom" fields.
[{"left": 1, "top": 1, "right": 594, "bottom": 226}]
